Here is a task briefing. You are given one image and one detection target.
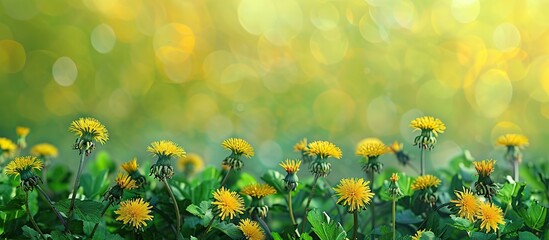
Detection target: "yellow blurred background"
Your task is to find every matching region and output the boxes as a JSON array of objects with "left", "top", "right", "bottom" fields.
[{"left": 1, "top": 0, "right": 548, "bottom": 177}]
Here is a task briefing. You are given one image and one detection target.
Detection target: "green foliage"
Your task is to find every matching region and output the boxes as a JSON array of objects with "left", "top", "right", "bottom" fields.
[{"left": 307, "top": 209, "right": 347, "bottom": 240}]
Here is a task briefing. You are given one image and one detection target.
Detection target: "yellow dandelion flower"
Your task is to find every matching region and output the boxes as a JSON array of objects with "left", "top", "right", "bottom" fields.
[
  {"left": 476, "top": 202, "right": 504, "bottom": 233},
  {"left": 280, "top": 159, "right": 301, "bottom": 174},
  {"left": 147, "top": 140, "right": 185, "bottom": 158},
  {"left": 390, "top": 173, "right": 399, "bottom": 183},
  {"left": 307, "top": 140, "right": 342, "bottom": 159},
  {"left": 411, "top": 175, "right": 441, "bottom": 191},
  {"left": 333, "top": 178, "right": 375, "bottom": 212},
  {"left": 388, "top": 141, "right": 403, "bottom": 153},
  {"left": 0, "top": 137, "right": 17, "bottom": 155},
  {"left": 115, "top": 198, "right": 153, "bottom": 230},
  {"left": 356, "top": 141, "right": 388, "bottom": 158},
  {"left": 177, "top": 153, "right": 204, "bottom": 173},
  {"left": 116, "top": 172, "right": 138, "bottom": 190},
  {"left": 411, "top": 229, "right": 425, "bottom": 240},
  {"left": 293, "top": 138, "right": 308, "bottom": 152},
  {"left": 410, "top": 116, "right": 446, "bottom": 134},
  {"left": 121, "top": 158, "right": 139, "bottom": 174},
  {"left": 222, "top": 138, "right": 254, "bottom": 158},
  {"left": 450, "top": 188, "right": 479, "bottom": 221},
  {"left": 30, "top": 143, "right": 59, "bottom": 158},
  {"left": 16, "top": 126, "right": 30, "bottom": 137},
  {"left": 68, "top": 117, "right": 109, "bottom": 144},
  {"left": 241, "top": 184, "right": 277, "bottom": 199},
  {"left": 473, "top": 160, "right": 496, "bottom": 177},
  {"left": 238, "top": 219, "right": 265, "bottom": 240},
  {"left": 212, "top": 187, "right": 245, "bottom": 220},
  {"left": 5, "top": 156, "right": 43, "bottom": 177},
  {"left": 356, "top": 138, "right": 383, "bottom": 148},
  {"left": 496, "top": 134, "right": 529, "bottom": 148}
]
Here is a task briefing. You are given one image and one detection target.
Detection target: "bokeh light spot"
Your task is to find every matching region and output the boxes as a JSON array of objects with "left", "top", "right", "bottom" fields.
[
  {"left": 474, "top": 69, "right": 512, "bottom": 118},
  {"left": 91, "top": 24, "right": 116, "bottom": 54},
  {"left": 154, "top": 23, "right": 195, "bottom": 64},
  {"left": 451, "top": 0, "right": 480, "bottom": 24},
  {"left": 310, "top": 29, "right": 348, "bottom": 65},
  {"left": 313, "top": 89, "right": 355, "bottom": 133},
  {"left": 392, "top": 0, "right": 416, "bottom": 29},
  {"left": 258, "top": 140, "right": 283, "bottom": 167},
  {"left": 52, "top": 57, "right": 78, "bottom": 87},
  {"left": 365, "top": 96, "right": 398, "bottom": 135},
  {"left": 490, "top": 121, "right": 522, "bottom": 144},
  {"left": 1, "top": 0, "right": 38, "bottom": 20},
  {"left": 359, "top": 15, "right": 388, "bottom": 43},
  {"left": 0, "top": 40, "right": 26, "bottom": 73},
  {"left": 310, "top": 2, "right": 340, "bottom": 30},
  {"left": 238, "top": 0, "right": 277, "bottom": 35},
  {"left": 493, "top": 23, "right": 521, "bottom": 52}
]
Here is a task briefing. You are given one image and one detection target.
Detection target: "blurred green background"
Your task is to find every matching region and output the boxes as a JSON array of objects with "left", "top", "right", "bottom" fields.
[{"left": 1, "top": 0, "right": 548, "bottom": 179}]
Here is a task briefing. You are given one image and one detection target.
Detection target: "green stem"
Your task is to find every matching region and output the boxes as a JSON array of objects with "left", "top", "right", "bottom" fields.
[
  {"left": 90, "top": 200, "right": 112, "bottom": 239},
  {"left": 36, "top": 185, "right": 68, "bottom": 229},
  {"left": 41, "top": 164, "right": 52, "bottom": 197},
  {"left": 220, "top": 167, "right": 232, "bottom": 187},
  {"left": 26, "top": 191, "right": 46, "bottom": 240},
  {"left": 288, "top": 191, "right": 296, "bottom": 225},
  {"left": 420, "top": 147, "right": 425, "bottom": 176},
  {"left": 513, "top": 160, "right": 519, "bottom": 182},
  {"left": 254, "top": 215, "right": 273, "bottom": 240},
  {"left": 204, "top": 216, "right": 216, "bottom": 233},
  {"left": 418, "top": 202, "right": 452, "bottom": 230},
  {"left": 370, "top": 172, "right": 376, "bottom": 238},
  {"left": 66, "top": 153, "right": 86, "bottom": 232},
  {"left": 352, "top": 211, "right": 358, "bottom": 240},
  {"left": 163, "top": 178, "right": 182, "bottom": 240},
  {"left": 392, "top": 196, "right": 396, "bottom": 240},
  {"left": 301, "top": 175, "right": 320, "bottom": 233},
  {"left": 151, "top": 206, "right": 178, "bottom": 237}
]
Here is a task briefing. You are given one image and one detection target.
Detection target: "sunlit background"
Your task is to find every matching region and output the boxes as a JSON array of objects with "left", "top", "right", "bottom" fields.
[{"left": 1, "top": 0, "right": 548, "bottom": 179}]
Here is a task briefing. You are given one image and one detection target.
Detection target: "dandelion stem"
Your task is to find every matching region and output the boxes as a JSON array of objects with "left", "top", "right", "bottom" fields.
[
  {"left": 301, "top": 175, "right": 319, "bottom": 233},
  {"left": 204, "top": 216, "right": 216, "bottom": 233},
  {"left": 66, "top": 152, "right": 86, "bottom": 232},
  {"left": 151, "top": 205, "right": 178, "bottom": 237},
  {"left": 220, "top": 167, "right": 232, "bottom": 187},
  {"left": 370, "top": 172, "right": 376, "bottom": 239},
  {"left": 40, "top": 164, "right": 52, "bottom": 197},
  {"left": 288, "top": 191, "right": 296, "bottom": 225},
  {"left": 420, "top": 147, "right": 425, "bottom": 176},
  {"left": 352, "top": 211, "right": 358, "bottom": 240},
  {"left": 513, "top": 160, "right": 519, "bottom": 182},
  {"left": 36, "top": 185, "right": 67, "bottom": 229},
  {"left": 163, "top": 178, "right": 182, "bottom": 240},
  {"left": 90, "top": 199, "right": 113, "bottom": 239},
  {"left": 253, "top": 214, "right": 273, "bottom": 240},
  {"left": 392, "top": 195, "right": 396, "bottom": 240},
  {"left": 418, "top": 202, "right": 452, "bottom": 230},
  {"left": 26, "top": 191, "right": 46, "bottom": 240}
]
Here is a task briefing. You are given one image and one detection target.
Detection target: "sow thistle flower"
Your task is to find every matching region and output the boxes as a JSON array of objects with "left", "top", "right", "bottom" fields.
[
  {"left": 476, "top": 202, "right": 505, "bottom": 233},
  {"left": 148, "top": 140, "right": 185, "bottom": 180},
  {"left": 212, "top": 187, "right": 245, "bottom": 221},
  {"left": 294, "top": 138, "right": 312, "bottom": 163},
  {"left": 356, "top": 139, "right": 388, "bottom": 174},
  {"left": 411, "top": 175, "right": 441, "bottom": 207},
  {"left": 280, "top": 159, "right": 301, "bottom": 191},
  {"left": 104, "top": 173, "right": 138, "bottom": 203},
  {"left": 307, "top": 140, "right": 342, "bottom": 178},
  {"left": 121, "top": 158, "right": 147, "bottom": 188},
  {"left": 333, "top": 178, "right": 375, "bottom": 212},
  {"left": 5, "top": 156, "right": 43, "bottom": 191},
  {"left": 388, "top": 141, "right": 411, "bottom": 167},
  {"left": 16, "top": 126, "right": 30, "bottom": 149},
  {"left": 450, "top": 188, "right": 479, "bottom": 221},
  {"left": 115, "top": 198, "right": 154, "bottom": 231},
  {"left": 222, "top": 138, "right": 254, "bottom": 171},
  {"left": 177, "top": 153, "right": 204, "bottom": 176},
  {"left": 238, "top": 219, "right": 265, "bottom": 240},
  {"left": 0, "top": 137, "right": 17, "bottom": 158},
  {"left": 410, "top": 116, "right": 446, "bottom": 150},
  {"left": 69, "top": 117, "right": 109, "bottom": 156},
  {"left": 473, "top": 160, "right": 498, "bottom": 202},
  {"left": 241, "top": 183, "right": 277, "bottom": 218}
]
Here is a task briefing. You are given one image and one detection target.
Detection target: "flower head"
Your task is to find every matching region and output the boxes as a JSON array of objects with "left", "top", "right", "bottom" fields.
[
  {"left": 356, "top": 141, "right": 388, "bottom": 158},
  {"left": 411, "top": 229, "right": 425, "bottom": 240},
  {"left": 5, "top": 156, "right": 43, "bottom": 191},
  {"left": 496, "top": 134, "right": 528, "bottom": 148},
  {"left": 333, "top": 178, "right": 375, "bottom": 212},
  {"left": 115, "top": 198, "right": 153, "bottom": 230},
  {"left": 390, "top": 173, "right": 399, "bottom": 183},
  {"left": 476, "top": 202, "right": 504, "bottom": 233},
  {"left": 293, "top": 138, "right": 308, "bottom": 152},
  {"left": 241, "top": 184, "right": 277, "bottom": 199},
  {"left": 388, "top": 141, "right": 403, "bottom": 153},
  {"left": 473, "top": 160, "right": 496, "bottom": 177},
  {"left": 0, "top": 137, "right": 17, "bottom": 156},
  {"left": 450, "top": 188, "right": 479, "bottom": 221},
  {"left": 122, "top": 158, "right": 139, "bottom": 174},
  {"left": 147, "top": 140, "right": 185, "bottom": 159},
  {"left": 116, "top": 172, "right": 138, "bottom": 190},
  {"left": 222, "top": 138, "right": 254, "bottom": 158},
  {"left": 411, "top": 175, "right": 441, "bottom": 191},
  {"left": 410, "top": 116, "right": 445, "bottom": 150},
  {"left": 280, "top": 159, "right": 301, "bottom": 174},
  {"left": 307, "top": 140, "right": 342, "bottom": 159},
  {"left": 177, "top": 153, "right": 204, "bottom": 174},
  {"left": 388, "top": 173, "right": 402, "bottom": 197},
  {"left": 69, "top": 117, "right": 109, "bottom": 144},
  {"left": 238, "top": 219, "right": 265, "bottom": 240},
  {"left": 31, "top": 143, "right": 58, "bottom": 158},
  {"left": 16, "top": 126, "right": 30, "bottom": 137},
  {"left": 212, "top": 187, "right": 245, "bottom": 220}
]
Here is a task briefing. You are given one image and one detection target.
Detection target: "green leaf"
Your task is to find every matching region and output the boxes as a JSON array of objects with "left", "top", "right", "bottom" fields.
[
  {"left": 80, "top": 170, "right": 110, "bottom": 199},
  {"left": 299, "top": 232, "right": 313, "bottom": 240},
  {"left": 185, "top": 201, "right": 213, "bottom": 226},
  {"left": 184, "top": 179, "right": 217, "bottom": 204},
  {"left": 518, "top": 231, "right": 540, "bottom": 240},
  {"left": 213, "top": 222, "right": 242, "bottom": 239},
  {"left": 307, "top": 209, "right": 347, "bottom": 240},
  {"left": 272, "top": 232, "right": 283, "bottom": 240},
  {"left": 88, "top": 151, "right": 116, "bottom": 175},
  {"left": 502, "top": 218, "right": 524, "bottom": 235},
  {"left": 517, "top": 202, "right": 548, "bottom": 231},
  {"left": 450, "top": 215, "right": 474, "bottom": 231},
  {"left": 55, "top": 199, "right": 104, "bottom": 223},
  {"left": 50, "top": 230, "right": 72, "bottom": 240},
  {"left": 498, "top": 182, "right": 525, "bottom": 206},
  {"left": 471, "top": 232, "right": 497, "bottom": 240},
  {"left": 420, "top": 231, "right": 436, "bottom": 240},
  {"left": 261, "top": 170, "right": 285, "bottom": 194},
  {"left": 22, "top": 225, "right": 40, "bottom": 239},
  {"left": 0, "top": 194, "right": 25, "bottom": 211},
  {"left": 396, "top": 210, "right": 423, "bottom": 224}
]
